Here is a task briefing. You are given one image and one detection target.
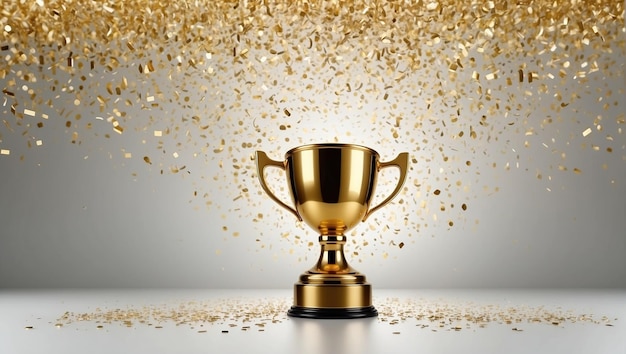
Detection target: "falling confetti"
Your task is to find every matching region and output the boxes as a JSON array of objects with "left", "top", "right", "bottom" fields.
[{"left": 0, "top": 0, "right": 624, "bottom": 262}]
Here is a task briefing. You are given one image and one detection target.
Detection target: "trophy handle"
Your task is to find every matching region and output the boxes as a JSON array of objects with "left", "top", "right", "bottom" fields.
[
  {"left": 255, "top": 151, "right": 302, "bottom": 221},
  {"left": 362, "top": 152, "right": 409, "bottom": 221}
]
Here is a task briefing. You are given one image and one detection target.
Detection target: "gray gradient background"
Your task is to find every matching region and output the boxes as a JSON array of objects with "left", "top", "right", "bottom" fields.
[{"left": 1, "top": 13, "right": 625, "bottom": 289}]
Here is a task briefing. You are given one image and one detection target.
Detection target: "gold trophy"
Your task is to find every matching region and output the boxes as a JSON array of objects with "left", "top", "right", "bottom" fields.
[{"left": 256, "top": 143, "right": 408, "bottom": 319}]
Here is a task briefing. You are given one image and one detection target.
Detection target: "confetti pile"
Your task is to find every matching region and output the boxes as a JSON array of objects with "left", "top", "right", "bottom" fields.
[
  {"left": 48, "top": 296, "right": 615, "bottom": 333},
  {"left": 1, "top": 0, "right": 625, "bottom": 259}
]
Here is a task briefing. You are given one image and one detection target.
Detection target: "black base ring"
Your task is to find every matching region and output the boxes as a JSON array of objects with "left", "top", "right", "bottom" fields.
[{"left": 287, "top": 306, "right": 378, "bottom": 319}]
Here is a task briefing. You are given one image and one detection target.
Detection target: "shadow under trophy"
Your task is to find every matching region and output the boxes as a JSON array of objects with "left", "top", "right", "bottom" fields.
[{"left": 256, "top": 143, "right": 408, "bottom": 319}]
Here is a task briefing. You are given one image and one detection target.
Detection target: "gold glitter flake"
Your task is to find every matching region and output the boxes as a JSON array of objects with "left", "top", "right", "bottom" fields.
[{"left": 213, "top": 139, "right": 225, "bottom": 153}]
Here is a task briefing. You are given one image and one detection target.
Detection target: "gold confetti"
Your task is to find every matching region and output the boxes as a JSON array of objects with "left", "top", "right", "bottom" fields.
[
  {"left": 213, "top": 139, "right": 225, "bottom": 153},
  {"left": 0, "top": 0, "right": 623, "bottom": 266}
]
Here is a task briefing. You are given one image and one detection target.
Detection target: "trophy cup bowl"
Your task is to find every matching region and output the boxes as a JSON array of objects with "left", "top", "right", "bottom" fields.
[{"left": 256, "top": 143, "right": 408, "bottom": 319}]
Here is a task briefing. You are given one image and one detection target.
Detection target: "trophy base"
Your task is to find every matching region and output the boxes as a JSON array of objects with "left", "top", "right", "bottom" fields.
[
  {"left": 288, "top": 305, "right": 378, "bottom": 319},
  {"left": 288, "top": 271, "right": 377, "bottom": 319}
]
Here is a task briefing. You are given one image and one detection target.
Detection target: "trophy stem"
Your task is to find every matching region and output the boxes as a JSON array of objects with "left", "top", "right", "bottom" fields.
[{"left": 313, "top": 235, "right": 353, "bottom": 273}]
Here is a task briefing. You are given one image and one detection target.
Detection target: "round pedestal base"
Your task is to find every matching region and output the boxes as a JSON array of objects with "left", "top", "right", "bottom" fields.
[
  {"left": 288, "top": 305, "right": 378, "bottom": 319},
  {"left": 289, "top": 272, "right": 377, "bottom": 319}
]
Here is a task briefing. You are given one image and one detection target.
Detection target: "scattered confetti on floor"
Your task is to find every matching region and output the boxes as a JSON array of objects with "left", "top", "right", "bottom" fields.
[
  {"left": 48, "top": 296, "right": 616, "bottom": 333},
  {"left": 54, "top": 297, "right": 290, "bottom": 332},
  {"left": 376, "top": 297, "right": 617, "bottom": 332}
]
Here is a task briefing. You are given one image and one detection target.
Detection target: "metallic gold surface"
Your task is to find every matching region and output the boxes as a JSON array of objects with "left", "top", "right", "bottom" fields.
[
  {"left": 257, "top": 143, "right": 408, "bottom": 234},
  {"left": 294, "top": 282, "right": 372, "bottom": 308},
  {"left": 255, "top": 143, "right": 409, "bottom": 318},
  {"left": 255, "top": 150, "right": 302, "bottom": 221}
]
